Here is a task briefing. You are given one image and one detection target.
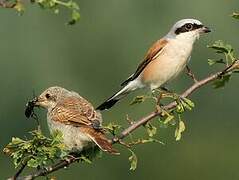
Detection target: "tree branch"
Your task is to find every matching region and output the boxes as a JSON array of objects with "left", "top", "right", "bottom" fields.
[
  {"left": 11, "top": 162, "right": 27, "bottom": 180},
  {"left": 118, "top": 59, "right": 239, "bottom": 138},
  {"left": 8, "top": 157, "right": 78, "bottom": 180},
  {"left": 11, "top": 59, "right": 239, "bottom": 180}
]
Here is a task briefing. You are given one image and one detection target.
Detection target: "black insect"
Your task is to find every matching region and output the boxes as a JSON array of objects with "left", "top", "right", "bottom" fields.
[{"left": 25, "top": 97, "right": 38, "bottom": 118}]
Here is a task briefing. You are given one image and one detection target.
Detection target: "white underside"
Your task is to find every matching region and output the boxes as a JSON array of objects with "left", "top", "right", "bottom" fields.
[
  {"left": 47, "top": 115, "right": 93, "bottom": 152},
  {"left": 137, "top": 33, "right": 196, "bottom": 90}
]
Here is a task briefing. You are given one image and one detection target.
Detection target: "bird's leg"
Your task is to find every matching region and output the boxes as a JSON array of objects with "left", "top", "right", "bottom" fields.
[
  {"left": 151, "top": 88, "right": 176, "bottom": 123},
  {"left": 186, "top": 65, "right": 198, "bottom": 83},
  {"left": 162, "top": 91, "right": 180, "bottom": 101},
  {"left": 155, "top": 92, "right": 163, "bottom": 112},
  {"left": 164, "top": 92, "right": 190, "bottom": 109},
  {"left": 151, "top": 88, "right": 167, "bottom": 112},
  {"left": 158, "top": 89, "right": 186, "bottom": 108}
]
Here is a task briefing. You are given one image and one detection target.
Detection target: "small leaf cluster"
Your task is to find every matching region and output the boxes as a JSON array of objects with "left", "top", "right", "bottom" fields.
[
  {"left": 128, "top": 149, "right": 137, "bottom": 171},
  {"left": 130, "top": 95, "right": 149, "bottom": 105},
  {"left": 104, "top": 122, "right": 122, "bottom": 136},
  {"left": 33, "top": 0, "right": 80, "bottom": 25},
  {"left": 232, "top": 12, "right": 239, "bottom": 20},
  {"left": 4, "top": 0, "right": 80, "bottom": 25},
  {"left": 208, "top": 40, "right": 235, "bottom": 65},
  {"left": 3, "top": 130, "right": 68, "bottom": 168},
  {"left": 126, "top": 93, "right": 194, "bottom": 170},
  {"left": 208, "top": 40, "right": 237, "bottom": 88},
  {"left": 127, "top": 123, "right": 164, "bottom": 171},
  {"left": 130, "top": 92, "right": 194, "bottom": 142},
  {"left": 160, "top": 97, "right": 194, "bottom": 141}
]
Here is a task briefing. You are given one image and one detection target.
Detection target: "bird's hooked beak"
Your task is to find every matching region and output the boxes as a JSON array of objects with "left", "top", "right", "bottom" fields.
[
  {"left": 200, "top": 26, "right": 211, "bottom": 33},
  {"left": 34, "top": 96, "right": 51, "bottom": 109},
  {"left": 34, "top": 96, "right": 44, "bottom": 106}
]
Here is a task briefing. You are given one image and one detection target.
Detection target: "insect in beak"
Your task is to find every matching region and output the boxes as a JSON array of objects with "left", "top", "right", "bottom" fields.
[{"left": 25, "top": 97, "right": 38, "bottom": 118}]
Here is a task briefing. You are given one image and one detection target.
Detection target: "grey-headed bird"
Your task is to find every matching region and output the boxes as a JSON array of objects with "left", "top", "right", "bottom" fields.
[{"left": 97, "top": 18, "right": 210, "bottom": 110}]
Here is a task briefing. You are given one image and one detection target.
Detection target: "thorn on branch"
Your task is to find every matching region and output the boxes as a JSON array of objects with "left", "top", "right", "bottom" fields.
[{"left": 126, "top": 114, "right": 134, "bottom": 125}]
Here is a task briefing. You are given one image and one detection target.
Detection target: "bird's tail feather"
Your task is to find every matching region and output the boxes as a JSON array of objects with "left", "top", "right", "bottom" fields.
[
  {"left": 82, "top": 127, "right": 119, "bottom": 155},
  {"left": 96, "top": 85, "right": 131, "bottom": 110}
]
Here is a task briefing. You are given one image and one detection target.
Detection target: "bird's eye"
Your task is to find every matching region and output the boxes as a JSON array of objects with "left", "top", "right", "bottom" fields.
[
  {"left": 45, "top": 93, "right": 51, "bottom": 99},
  {"left": 185, "top": 23, "right": 193, "bottom": 31}
]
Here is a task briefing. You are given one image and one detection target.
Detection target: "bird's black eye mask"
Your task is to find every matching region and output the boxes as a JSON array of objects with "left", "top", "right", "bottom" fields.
[{"left": 175, "top": 23, "right": 203, "bottom": 35}]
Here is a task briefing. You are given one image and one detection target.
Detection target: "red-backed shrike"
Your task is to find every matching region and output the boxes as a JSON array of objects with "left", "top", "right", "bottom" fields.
[
  {"left": 97, "top": 18, "right": 211, "bottom": 110},
  {"left": 28, "top": 86, "right": 118, "bottom": 154}
]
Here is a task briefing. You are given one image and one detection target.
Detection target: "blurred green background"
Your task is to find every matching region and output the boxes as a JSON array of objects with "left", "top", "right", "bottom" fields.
[{"left": 1, "top": 0, "right": 239, "bottom": 179}]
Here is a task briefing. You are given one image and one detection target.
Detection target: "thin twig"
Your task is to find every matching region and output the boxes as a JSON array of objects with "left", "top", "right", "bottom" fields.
[
  {"left": 13, "top": 157, "right": 77, "bottom": 180},
  {"left": 126, "top": 114, "right": 134, "bottom": 125},
  {"left": 11, "top": 162, "right": 27, "bottom": 180},
  {"left": 186, "top": 65, "right": 198, "bottom": 82},
  {"left": 12, "top": 59, "right": 239, "bottom": 180}
]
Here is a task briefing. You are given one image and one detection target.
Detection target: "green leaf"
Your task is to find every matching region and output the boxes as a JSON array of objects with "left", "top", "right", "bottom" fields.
[
  {"left": 181, "top": 97, "right": 195, "bottom": 111},
  {"left": 130, "top": 95, "right": 146, "bottom": 105},
  {"left": 176, "top": 103, "right": 184, "bottom": 113},
  {"left": 208, "top": 40, "right": 234, "bottom": 54},
  {"left": 144, "top": 123, "right": 157, "bottom": 137},
  {"left": 175, "top": 120, "right": 186, "bottom": 141},
  {"left": 27, "top": 158, "right": 40, "bottom": 168},
  {"left": 213, "top": 74, "right": 231, "bottom": 89},
  {"left": 80, "top": 156, "right": 92, "bottom": 164},
  {"left": 141, "top": 138, "right": 165, "bottom": 145},
  {"left": 11, "top": 137, "right": 25, "bottom": 144},
  {"left": 68, "top": 10, "right": 80, "bottom": 25},
  {"left": 54, "top": 8, "right": 59, "bottom": 14},
  {"left": 4, "top": 129, "right": 68, "bottom": 169},
  {"left": 35, "top": 0, "right": 80, "bottom": 24},
  {"left": 104, "top": 122, "right": 121, "bottom": 135},
  {"left": 128, "top": 150, "right": 137, "bottom": 171},
  {"left": 14, "top": 1, "right": 25, "bottom": 14},
  {"left": 207, "top": 40, "right": 235, "bottom": 64},
  {"left": 158, "top": 119, "right": 168, "bottom": 128},
  {"left": 232, "top": 12, "right": 239, "bottom": 19},
  {"left": 1, "top": 0, "right": 81, "bottom": 24},
  {"left": 162, "top": 111, "right": 174, "bottom": 124},
  {"left": 68, "top": 0, "right": 79, "bottom": 9},
  {"left": 208, "top": 59, "right": 225, "bottom": 66}
]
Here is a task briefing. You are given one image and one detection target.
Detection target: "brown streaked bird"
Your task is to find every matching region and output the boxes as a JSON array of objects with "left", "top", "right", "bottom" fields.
[
  {"left": 30, "top": 86, "right": 118, "bottom": 154},
  {"left": 97, "top": 18, "right": 211, "bottom": 110}
]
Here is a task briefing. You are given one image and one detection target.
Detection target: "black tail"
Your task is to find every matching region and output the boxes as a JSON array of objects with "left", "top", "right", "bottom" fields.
[
  {"left": 96, "top": 98, "right": 119, "bottom": 111},
  {"left": 96, "top": 83, "right": 133, "bottom": 111}
]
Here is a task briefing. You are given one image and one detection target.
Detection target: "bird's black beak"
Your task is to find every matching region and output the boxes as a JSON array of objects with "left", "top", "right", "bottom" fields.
[{"left": 201, "top": 26, "right": 211, "bottom": 33}]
